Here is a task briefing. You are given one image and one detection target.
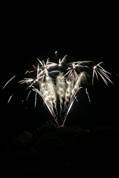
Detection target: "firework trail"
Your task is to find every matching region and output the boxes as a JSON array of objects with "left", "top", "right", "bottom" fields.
[
  {"left": 3, "top": 75, "right": 16, "bottom": 89},
  {"left": 3, "top": 53, "right": 113, "bottom": 127}
]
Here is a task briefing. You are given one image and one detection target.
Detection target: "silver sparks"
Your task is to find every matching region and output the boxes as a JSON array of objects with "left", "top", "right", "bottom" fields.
[{"left": 3, "top": 54, "right": 113, "bottom": 127}]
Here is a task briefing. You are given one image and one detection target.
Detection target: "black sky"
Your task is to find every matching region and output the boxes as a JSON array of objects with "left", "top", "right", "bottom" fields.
[{"left": 0, "top": 5, "right": 119, "bottom": 130}]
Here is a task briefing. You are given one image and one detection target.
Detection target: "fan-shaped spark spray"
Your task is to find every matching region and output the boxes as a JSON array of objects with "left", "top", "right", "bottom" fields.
[{"left": 3, "top": 53, "right": 113, "bottom": 127}]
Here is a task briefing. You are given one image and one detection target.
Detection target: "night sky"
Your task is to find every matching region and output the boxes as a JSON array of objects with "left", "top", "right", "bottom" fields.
[{"left": 0, "top": 4, "right": 119, "bottom": 176}]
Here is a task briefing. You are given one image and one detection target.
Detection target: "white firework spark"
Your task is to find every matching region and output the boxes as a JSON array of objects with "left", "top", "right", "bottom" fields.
[
  {"left": 56, "top": 73, "right": 66, "bottom": 111},
  {"left": 92, "top": 62, "right": 113, "bottom": 86},
  {"left": 3, "top": 75, "right": 16, "bottom": 89},
  {"left": 3, "top": 53, "right": 113, "bottom": 127}
]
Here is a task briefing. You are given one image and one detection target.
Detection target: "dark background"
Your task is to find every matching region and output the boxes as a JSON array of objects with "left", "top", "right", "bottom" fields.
[{"left": 0, "top": 3, "right": 119, "bottom": 176}]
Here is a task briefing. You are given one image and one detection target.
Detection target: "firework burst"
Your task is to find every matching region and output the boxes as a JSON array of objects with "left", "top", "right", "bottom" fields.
[{"left": 3, "top": 53, "right": 113, "bottom": 127}]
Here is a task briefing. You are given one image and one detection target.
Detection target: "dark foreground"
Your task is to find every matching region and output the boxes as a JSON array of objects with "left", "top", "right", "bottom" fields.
[{"left": 1, "top": 125, "right": 119, "bottom": 177}]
